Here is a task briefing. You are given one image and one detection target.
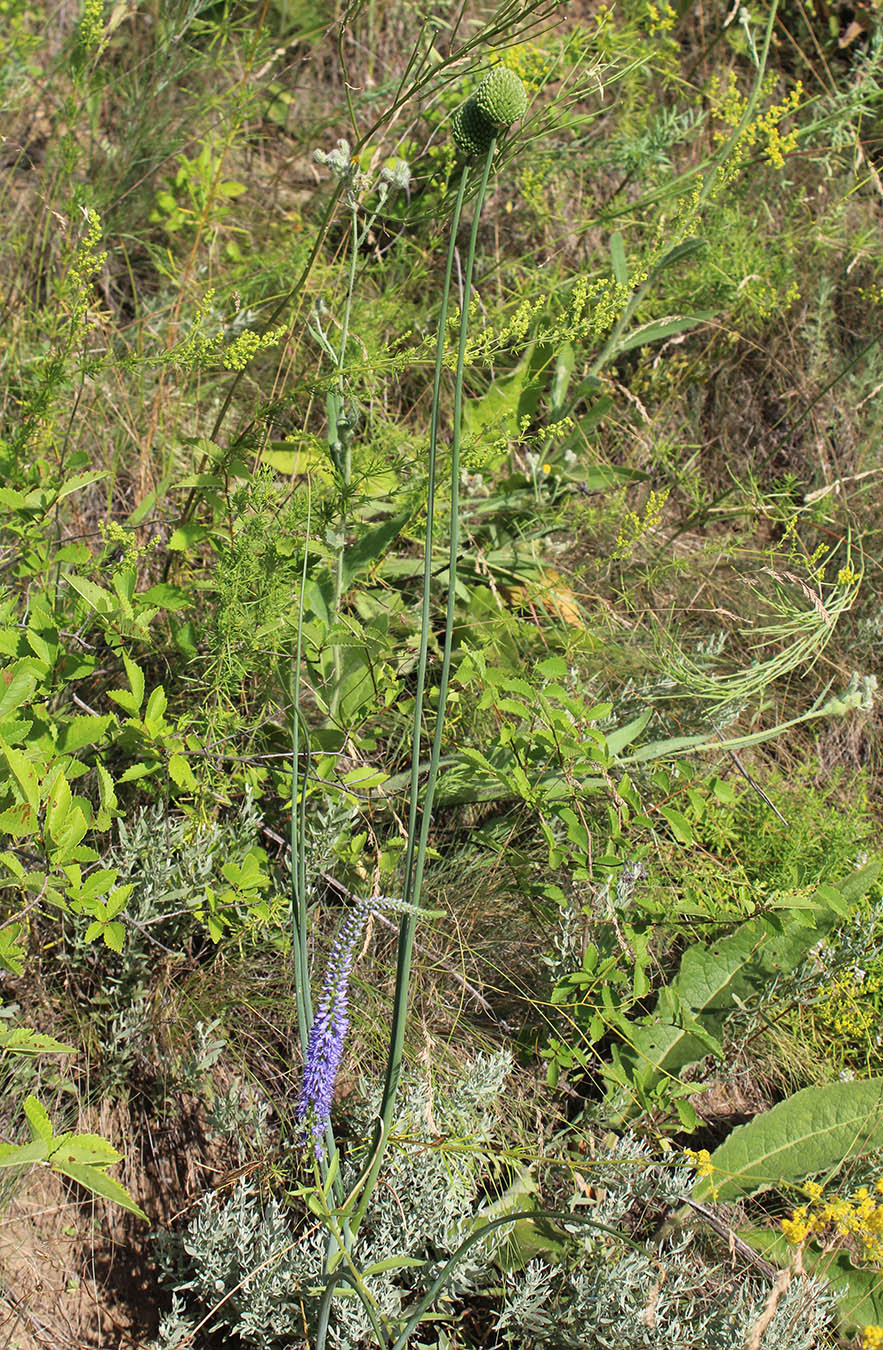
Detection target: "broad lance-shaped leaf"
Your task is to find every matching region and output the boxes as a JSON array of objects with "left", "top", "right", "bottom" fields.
[
  {"left": 604, "top": 863, "right": 880, "bottom": 1124},
  {"left": 695, "top": 1077, "right": 883, "bottom": 1202}
]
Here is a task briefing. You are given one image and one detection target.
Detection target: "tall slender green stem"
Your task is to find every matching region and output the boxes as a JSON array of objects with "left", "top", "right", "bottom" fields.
[
  {"left": 350, "top": 141, "right": 497, "bottom": 1235},
  {"left": 292, "top": 497, "right": 314, "bottom": 1059},
  {"left": 330, "top": 198, "right": 361, "bottom": 718}
]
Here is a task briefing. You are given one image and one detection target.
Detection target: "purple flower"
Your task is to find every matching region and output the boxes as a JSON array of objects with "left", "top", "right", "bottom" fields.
[{"left": 296, "top": 894, "right": 415, "bottom": 1159}]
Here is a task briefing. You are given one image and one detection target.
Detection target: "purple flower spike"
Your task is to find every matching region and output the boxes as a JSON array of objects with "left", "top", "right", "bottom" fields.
[{"left": 296, "top": 894, "right": 416, "bottom": 1159}]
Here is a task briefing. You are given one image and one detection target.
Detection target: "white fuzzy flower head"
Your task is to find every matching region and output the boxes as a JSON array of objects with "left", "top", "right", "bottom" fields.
[
  {"left": 380, "top": 158, "right": 412, "bottom": 194},
  {"left": 313, "top": 139, "right": 353, "bottom": 178}
]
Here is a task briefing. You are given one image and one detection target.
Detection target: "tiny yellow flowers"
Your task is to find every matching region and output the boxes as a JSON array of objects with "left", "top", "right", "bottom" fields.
[
  {"left": 684, "top": 1148, "right": 719, "bottom": 1200},
  {"left": 781, "top": 1176, "right": 883, "bottom": 1267}
]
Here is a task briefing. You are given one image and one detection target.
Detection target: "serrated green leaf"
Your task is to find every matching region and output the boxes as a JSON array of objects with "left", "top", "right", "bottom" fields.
[
  {"left": 23, "top": 1095, "right": 53, "bottom": 1143},
  {"left": 0, "top": 801, "right": 37, "bottom": 836},
  {"left": 49, "top": 1132, "right": 122, "bottom": 1166},
  {"left": 0, "top": 1026, "right": 74, "bottom": 1055},
  {"left": 143, "top": 685, "right": 167, "bottom": 730},
  {"left": 0, "top": 738, "right": 39, "bottom": 810},
  {"left": 57, "top": 714, "right": 114, "bottom": 754},
  {"left": 168, "top": 753, "right": 197, "bottom": 790},
  {"left": 45, "top": 771, "right": 72, "bottom": 843},
  {"left": 122, "top": 654, "right": 145, "bottom": 711},
  {"left": 52, "top": 1161, "right": 147, "bottom": 1219},
  {"left": 102, "top": 921, "right": 126, "bottom": 952},
  {"left": 0, "top": 1138, "right": 51, "bottom": 1167},
  {"left": 64, "top": 573, "right": 116, "bottom": 614},
  {"left": 0, "top": 660, "right": 39, "bottom": 719},
  {"left": 118, "top": 762, "right": 159, "bottom": 783},
  {"left": 96, "top": 762, "right": 118, "bottom": 814}
]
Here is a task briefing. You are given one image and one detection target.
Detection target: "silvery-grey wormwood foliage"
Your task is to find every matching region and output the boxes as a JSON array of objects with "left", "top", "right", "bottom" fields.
[{"left": 153, "top": 1066, "right": 839, "bottom": 1350}]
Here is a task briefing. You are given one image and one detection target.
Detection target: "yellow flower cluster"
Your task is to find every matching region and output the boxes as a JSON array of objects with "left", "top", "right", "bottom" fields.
[
  {"left": 645, "top": 2, "right": 676, "bottom": 34},
  {"left": 711, "top": 72, "right": 803, "bottom": 169},
  {"left": 863, "top": 1326, "right": 883, "bottom": 1349},
  {"left": 683, "top": 1148, "right": 720, "bottom": 1199},
  {"left": 499, "top": 43, "right": 550, "bottom": 93},
  {"left": 685, "top": 1147, "right": 714, "bottom": 1177},
  {"left": 816, "top": 968, "right": 882, "bottom": 1042},
  {"left": 222, "top": 323, "right": 288, "bottom": 372},
  {"left": 614, "top": 488, "right": 670, "bottom": 560},
  {"left": 781, "top": 1177, "right": 883, "bottom": 1265}
]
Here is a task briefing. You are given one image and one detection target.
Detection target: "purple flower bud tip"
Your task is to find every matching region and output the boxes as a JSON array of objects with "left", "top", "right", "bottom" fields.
[{"left": 295, "top": 894, "right": 420, "bottom": 1159}]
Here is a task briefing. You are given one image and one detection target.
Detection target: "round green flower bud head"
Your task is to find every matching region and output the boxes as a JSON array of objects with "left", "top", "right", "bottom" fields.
[
  {"left": 451, "top": 98, "right": 496, "bottom": 159},
  {"left": 474, "top": 67, "right": 528, "bottom": 128}
]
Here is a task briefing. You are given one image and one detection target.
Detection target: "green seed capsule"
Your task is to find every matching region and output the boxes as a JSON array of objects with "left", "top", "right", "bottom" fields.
[
  {"left": 473, "top": 67, "right": 528, "bottom": 128},
  {"left": 451, "top": 98, "right": 496, "bottom": 159}
]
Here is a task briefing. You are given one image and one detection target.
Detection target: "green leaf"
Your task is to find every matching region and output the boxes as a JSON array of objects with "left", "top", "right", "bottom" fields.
[
  {"left": 96, "top": 762, "right": 118, "bottom": 814},
  {"left": 102, "top": 921, "right": 126, "bottom": 952},
  {"left": 107, "top": 654, "right": 145, "bottom": 715},
  {"left": 0, "top": 738, "right": 39, "bottom": 811},
  {"left": 606, "top": 907, "right": 841, "bottom": 1124},
  {"left": 0, "top": 1026, "right": 75, "bottom": 1055},
  {"left": 64, "top": 573, "right": 117, "bottom": 614},
  {"left": 609, "top": 230, "right": 628, "bottom": 285},
  {"left": 45, "top": 771, "right": 73, "bottom": 844},
  {"left": 168, "top": 753, "right": 197, "bottom": 790},
  {"left": 0, "top": 660, "right": 39, "bottom": 719},
  {"left": 361, "top": 1255, "right": 426, "bottom": 1276},
  {"left": 0, "top": 1138, "right": 50, "bottom": 1167},
  {"left": 118, "top": 762, "right": 159, "bottom": 784},
  {"left": 143, "top": 685, "right": 168, "bottom": 731},
  {"left": 696, "top": 1078, "right": 883, "bottom": 1202},
  {"left": 53, "top": 470, "right": 108, "bottom": 503},
  {"left": 606, "top": 709, "right": 653, "bottom": 758},
  {"left": 0, "top": 802, "right": 37, "bottom": 836},
  {"left": 616, "top": 313, "right": 712, "bottom": 355},
  {"left": 840, "top": 861, "right": 882, "bottom": 905},
  {"left": 341, "top": 512, "right": 411, "bottom": 590},
  {"left": 56, "top": 714, "right": 114, "bottom": 754},
  {"left": 167, "top": 524, "right": 211, "bottom": 552},
  {"left": 139, "top": 582, "right": 190, "bottom": 610},
  {"left": 0, "top": 922, "right": 26, "bottom": 975},
  {"left": 658, "top": 805, "right": 693, "bottom": 845},
  {"left": 49, "top": 1132, "right": 122, "bottom": 1166},
  {"left": 23, "top": 1095, "right": 53, "bottom": 1143},
  {"left": 122, "top": 654, "right": 145, "bottom": 711},
  {"left": 51, "top": 1160, "right": 147, "bottom": 1219}
]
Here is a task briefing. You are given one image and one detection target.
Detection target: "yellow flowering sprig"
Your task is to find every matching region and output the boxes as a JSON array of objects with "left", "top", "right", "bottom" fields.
[
  {"left": 614, "top": 488, "right": 670, "bottom": 560},
  {"left": 781, "top": 1176, "right": 883, "bottom": 1265},
  {"left": 711, "top": 71, "right": 803, "bottom": 170},
  {"left": 684, "top": 1147, "right": 720, "bottom": 1201}
]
